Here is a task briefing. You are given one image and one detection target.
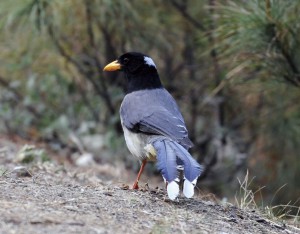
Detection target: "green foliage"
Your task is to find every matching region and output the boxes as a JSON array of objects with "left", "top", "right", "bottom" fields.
[
  {"left": 215, "top": 0, "right": 300, "bottom": 207},
  {"left": 216, "top": 0, "right": 300, "bottom": 86}
]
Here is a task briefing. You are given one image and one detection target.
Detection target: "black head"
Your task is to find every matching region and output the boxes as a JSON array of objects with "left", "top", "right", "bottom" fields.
[
  {"left": 103, "top": 52, "right": 162, "bottom": 92},
  {"left": 104, "top": 52, "right": 157, "bottom": 73},
  {"left": 120, "top": 52, "right": 158, "bottom": 74}
]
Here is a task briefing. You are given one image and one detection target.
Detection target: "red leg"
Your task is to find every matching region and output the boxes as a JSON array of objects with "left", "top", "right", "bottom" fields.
[{"left": 132, "top": 159, "right": 147, "bottom": 189}]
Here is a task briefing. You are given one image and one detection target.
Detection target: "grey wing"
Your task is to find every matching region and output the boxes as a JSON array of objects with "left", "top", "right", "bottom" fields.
[
  {"left": 139, "top": 108, "right": 193, "bottom": 149},
  {"left": 120, "top": 91, "right": 193, "bottom": 149}
]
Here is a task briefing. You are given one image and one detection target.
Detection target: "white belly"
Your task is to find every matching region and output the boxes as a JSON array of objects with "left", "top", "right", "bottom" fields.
[
  {"left": 123, "top": 126, "right": 145, "bottom": 158},
  {"left": 121, "top": 123, "right": 156, "bottom": 161}
]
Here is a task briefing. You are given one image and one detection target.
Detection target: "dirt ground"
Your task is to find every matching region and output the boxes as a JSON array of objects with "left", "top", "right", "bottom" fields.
[{"left": 0, "top": 136, "right": 299, "bottom": 234}]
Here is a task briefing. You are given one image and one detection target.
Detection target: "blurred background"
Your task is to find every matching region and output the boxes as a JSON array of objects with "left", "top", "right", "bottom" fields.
[{"left": 0, "top": 0, "right": 299, "bottom": 215}]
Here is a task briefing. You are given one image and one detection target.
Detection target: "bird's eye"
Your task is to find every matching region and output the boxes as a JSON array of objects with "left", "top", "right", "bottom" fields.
[{"left": 123, "top": 58, "right": 129, "bottom": 64}]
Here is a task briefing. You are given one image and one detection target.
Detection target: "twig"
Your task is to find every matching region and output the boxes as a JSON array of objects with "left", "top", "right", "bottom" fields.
[
  {"left": 84, "top": 1, "right": 116, "bottom": 115},
  {"left": 0, "top": 76, "right": 42, "bottom": 119},
  {"left": 169, "top": 0, "right": 206, "bottom": 31},
  {"left": 47, "top": 24, "right": 116, "bottom": 116}
]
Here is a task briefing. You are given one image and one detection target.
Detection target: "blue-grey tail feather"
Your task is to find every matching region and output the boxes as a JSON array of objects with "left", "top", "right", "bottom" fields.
[
  {"left": 151, "top": 137, "right": 203, "bottom": 183},
  {"left": 169, "top": 141, "right": 203, "bottom": 181},
  {"left": 152, "top": 140, "right": 178, "bottom": 182}
]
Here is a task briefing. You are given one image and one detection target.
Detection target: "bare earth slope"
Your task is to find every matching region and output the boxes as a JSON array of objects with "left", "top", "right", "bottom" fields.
[{"left": 0, "top": 138, "right": 298, "bottom": 234}]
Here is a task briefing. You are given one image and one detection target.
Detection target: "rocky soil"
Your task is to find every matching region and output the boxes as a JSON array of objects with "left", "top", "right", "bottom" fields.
[{"left": 0, "top": 136, "right": 299, "bottom": 234}]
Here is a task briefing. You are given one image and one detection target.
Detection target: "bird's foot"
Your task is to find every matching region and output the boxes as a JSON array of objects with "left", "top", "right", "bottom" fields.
[{"left": 132, "top": 181, "right": 139, "bottom": 190}]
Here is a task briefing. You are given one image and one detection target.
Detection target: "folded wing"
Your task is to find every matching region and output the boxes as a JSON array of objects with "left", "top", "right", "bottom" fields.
[{"left": 121, "top": 89, "right": 193, "bottom": 149}]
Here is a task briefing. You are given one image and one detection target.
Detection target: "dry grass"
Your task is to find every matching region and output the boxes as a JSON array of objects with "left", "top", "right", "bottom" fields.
[
  {"left": 235, "top": 170, "right": 264, "bottom": 210},
  {"left": 235, "top": 170, "right": 300, "bottom": 231}
]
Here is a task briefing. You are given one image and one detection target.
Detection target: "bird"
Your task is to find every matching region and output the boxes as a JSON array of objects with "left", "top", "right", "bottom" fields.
[{"left": 103, "top": 52, "right": 203, "bottom": 200}]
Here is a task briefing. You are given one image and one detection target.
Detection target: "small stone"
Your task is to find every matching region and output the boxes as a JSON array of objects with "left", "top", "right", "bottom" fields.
[
  {"left": 120, "top": 184, "right": 129, "bottom": 190},
  {"left": 75, "top": 153, "right": 95, "bottom": 167}
]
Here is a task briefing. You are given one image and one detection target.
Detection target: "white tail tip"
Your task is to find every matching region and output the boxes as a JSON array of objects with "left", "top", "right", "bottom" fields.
[
  {"left": 183, "top": 178, "right": 197, "bottom": 198},
  {"left": 167, "top": 181, "right": 180, "bottom": 200}
]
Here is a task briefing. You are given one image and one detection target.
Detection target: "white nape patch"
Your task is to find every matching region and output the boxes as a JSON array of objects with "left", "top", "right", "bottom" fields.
[
  {"left": 183, "top": 178, "right": 198, "bottom": 198},
  {"left": 144, "top": 56, "right": 156, "bottom": 68},
  {"left": 167, "top": 181, "right": 180, "bottom": 200}
]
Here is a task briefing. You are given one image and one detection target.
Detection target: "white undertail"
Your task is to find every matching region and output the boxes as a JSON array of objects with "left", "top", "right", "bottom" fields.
[{"left": 167, "top": 180, "right": 180, "bottom": 200}]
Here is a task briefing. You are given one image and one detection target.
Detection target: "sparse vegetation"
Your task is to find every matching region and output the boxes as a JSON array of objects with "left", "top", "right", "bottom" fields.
[{"left": 235, "top": 170, "right": 300, "bottom": 230}]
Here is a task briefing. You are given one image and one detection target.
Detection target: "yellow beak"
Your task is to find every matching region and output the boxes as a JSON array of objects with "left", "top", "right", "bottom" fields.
[{"left": 103, "top": 60, "right": 121, "bottom": 71}]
